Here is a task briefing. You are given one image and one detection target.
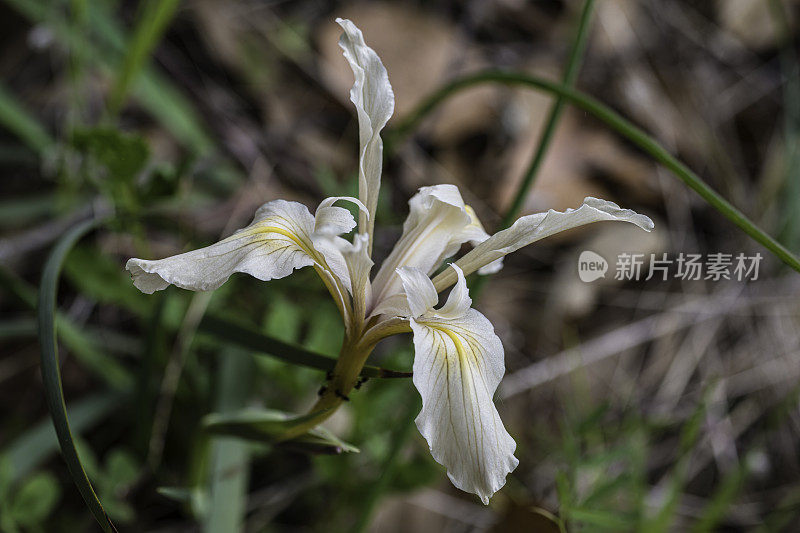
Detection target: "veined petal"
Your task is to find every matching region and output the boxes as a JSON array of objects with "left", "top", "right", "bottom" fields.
[
  {"left": 395, "top": 265, "right": 518, "bottom": 503},
  {"left": 410, "top": 308, "right": 517, "bottom": 504},
  {"left": 370, "top": 184, "right": 489, "bottom": 315},
  {"left": 336, "top": 18, "right": 395, "bottom": 244},
  {"left": 433, "top": 197, "right": 654, "bottom": 290},
  {"left": 126, "top": 200, "right": 317, "bottom": 294}
]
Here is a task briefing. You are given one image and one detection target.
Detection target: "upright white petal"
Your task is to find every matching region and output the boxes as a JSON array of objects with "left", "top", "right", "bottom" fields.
[
  {"left": 433, "top": 197, "right": 654, "bottom": 290},
  {"left": 370, "top": 184, "right": 490, "bottom": 315},
  {"left": 434, "top": 264, "right": 471, "bottom": 319},
  {"left": 400, "top": 266, "right": 518, "bottom": 504},
  {"left": 126, "top": 200, "right": 317, "bottom": 294},
  {"left": 342, "top": 233, "right": 374, "bottom": 323},
  {"left": 336, "top": 18, "right": 395, "bottom": 246}
]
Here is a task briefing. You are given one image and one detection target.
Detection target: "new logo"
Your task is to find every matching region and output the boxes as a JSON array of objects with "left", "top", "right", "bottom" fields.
[{"left": 578, "top": 250, "right": 608, "bottom": 282}]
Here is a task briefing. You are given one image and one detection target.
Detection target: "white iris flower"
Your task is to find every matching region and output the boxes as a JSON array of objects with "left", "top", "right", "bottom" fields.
[{"left": 126, "top": 18, "right": 654, "bottom": 504}]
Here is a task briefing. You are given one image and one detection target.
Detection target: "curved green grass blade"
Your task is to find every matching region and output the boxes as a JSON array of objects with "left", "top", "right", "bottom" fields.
[
  {"left": 391, "top": 72, "right": 800, "bottom": 275},
  {"left": 501, "top": 0, "right": 595, "bottom": 229},
  {"left": 37, "top": 218, "right": 117, "bottom": 533},
  {"left": 472, "top": 0, "right": 595, "bottom": 299}
]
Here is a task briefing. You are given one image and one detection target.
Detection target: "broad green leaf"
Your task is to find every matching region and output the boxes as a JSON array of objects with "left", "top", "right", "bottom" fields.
[{"left": 10, "top": 472, "right": 61, "bottom": 526}]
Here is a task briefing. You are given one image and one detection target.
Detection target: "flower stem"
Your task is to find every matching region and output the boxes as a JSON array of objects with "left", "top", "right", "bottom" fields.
[
  {"left": 390, "top": 71, "right": 800, "bottom": 275},
  {"left": 288, "top": 336, "right": 375, "bottom": 437}
]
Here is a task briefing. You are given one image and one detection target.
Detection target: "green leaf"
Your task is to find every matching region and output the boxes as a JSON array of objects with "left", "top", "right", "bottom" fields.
[
  {"left": 393, "top": 71, "right": 800, "bottom": 275},
  {"left": 10, "top": 472, "right": 61, "bottom": 526},
  {"left": 568, "top": 507, "right": 635, "bottom": 531},
  {"left": 0, "top": 456, "right": 13, "bottom": 501},
  {"left": 64, "top": 245, "right": 151, "bottom": 315},
  {"left": 7, "top": 393, "right": 122, "bottom": 483},
  {"left": 199, "top": 315, "right": 411, "bottom": 379},
  {"left": 202, "top": 408, "right": 330, "bottom": 442},
  {"left": 205, "top": 350, "right": 252, "bottom": 533},
  {"left": 282, "top": 427, "right": 360, "bottom": 455},
  {"left": 0, "top": 82, "right": 54, "bottom": 154},
  {"left": 157, "top": 486, "right": 208, "bottom": 517},
  {"left": 72, "top": 127, "right": 149, "bottom": 183},
  {"left": 107, "top": 0, "right": 182, "bottom": 115},
  {"left": 105, "top": 450, "right": 139, "bottom": 488},
  {"left": 37, "top": 218, "right": 117, "bottom": 532}
]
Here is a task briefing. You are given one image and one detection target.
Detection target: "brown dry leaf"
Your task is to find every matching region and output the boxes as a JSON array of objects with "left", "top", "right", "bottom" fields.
[
  {"left": 317, "top": 2, "right": 458, "bottom": 118},
  {"left": 594, "top": 0, "right": 644, "bottom": 54},
  {"left": 717, "top": 0, "right": 797, "bottom": 49},
  {"left": 500, "top": 87, "right": 658, "bottom": 215}
]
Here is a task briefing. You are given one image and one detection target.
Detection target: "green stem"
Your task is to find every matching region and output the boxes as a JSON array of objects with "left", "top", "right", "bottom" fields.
[
  {"left": 286, "top": 338, "right": 376, "bottom": 440},
  {"left": 391, "top": 71, "right": 800, "bottom": 274},
  {"left": 473, "top": 0, "right": 595, "bottom": 299}
]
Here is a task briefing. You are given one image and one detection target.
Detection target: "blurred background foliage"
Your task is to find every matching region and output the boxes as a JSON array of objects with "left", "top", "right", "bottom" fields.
[{"left": 1, "top": 0, "right": 800, "bottom": 531}]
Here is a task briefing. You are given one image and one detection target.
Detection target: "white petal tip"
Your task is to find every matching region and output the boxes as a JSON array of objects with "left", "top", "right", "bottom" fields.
[
  {"left": 583, "top": 197, "right": 655, "bottom": 232},
  {"left": 126, "top": 258, "right": 169, "bottom": 294}
]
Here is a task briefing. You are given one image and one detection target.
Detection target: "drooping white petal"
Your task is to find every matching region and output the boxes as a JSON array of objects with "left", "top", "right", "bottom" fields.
[
  {"left": 314, "top": 206, "right": 356, "bottom": 236},
  {"left": 401, "top": 266, "right": 518, "bottom": 504},
  {"left": 433, "top": 197, "right": 654, "bottom": 290},
  {"left": 336, "top": 18, "right": 395, "bottom": 245},
  {"left": 370, "top": 184, "right": 491, "bottom": 315},
  {"left": 314, "top": 196, "right": 368, "bottom": 235},
  {"left": 126, "top": 200, "right": 317, "bottom": 294}
]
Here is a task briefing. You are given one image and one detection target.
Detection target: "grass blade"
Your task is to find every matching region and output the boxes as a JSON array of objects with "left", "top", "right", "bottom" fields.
[
  {"left": 471, "top": 0, "right": 595, "bottom": 299},
  {"left": 205, "top": 349, "right": 252, "bottom": 533},
  {"left": 0, "top": 83, "right": 54, "bottom": 154},
  {"left": 5, "top": 0, "right": 214, "bottom": 156},
  {"left": 107, "top": 0, "right": 182, "bottom": 116},
  {"left": 37, "top": 218, "right": 116, "bottom": 532},
  {"left": 500, "top": 0, "right": 595, "bottom": 229},
  {"left": 391, "top": 71, "right": 800, "bottom": 275},
  {"left": 203, "top": 408, "right": 331, "bottom": 441}
]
